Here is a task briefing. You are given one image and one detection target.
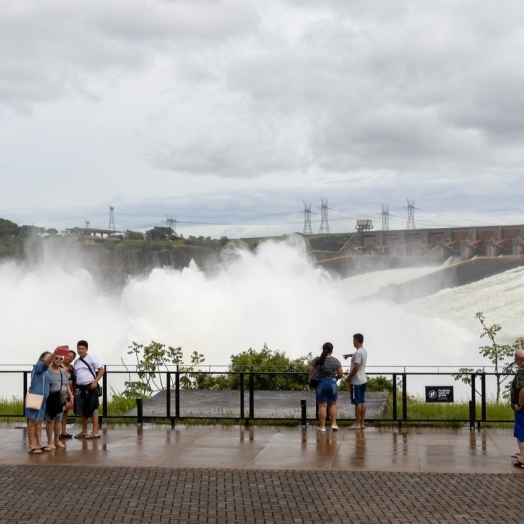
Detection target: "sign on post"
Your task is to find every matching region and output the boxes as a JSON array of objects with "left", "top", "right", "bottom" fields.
[{"left": 425, "top": 386, "right": 454, "bottom": 403}]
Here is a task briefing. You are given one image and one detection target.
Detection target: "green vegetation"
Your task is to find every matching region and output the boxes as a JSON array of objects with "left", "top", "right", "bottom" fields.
[
  {"left": 454, "top": 312, "right": 523, "bottom": 403},
  {"left": 0, "top": 396, "right": 25, "bottom": 422},
  {"left": 120, "top": 341, "right": 204, "bottom": 399},
  {"left": 117, "top": 342, "right": 312, "bottom": 400}
]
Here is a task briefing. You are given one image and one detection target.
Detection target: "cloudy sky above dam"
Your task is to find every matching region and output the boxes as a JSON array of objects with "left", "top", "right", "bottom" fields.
[{"left": 1, "top": 0, "right": 524, "bottom": 238}]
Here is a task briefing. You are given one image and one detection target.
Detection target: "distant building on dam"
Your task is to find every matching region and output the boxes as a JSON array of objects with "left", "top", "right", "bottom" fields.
[
  {"left": 311, "top": 224, "right": 524, "bottom": 263},
  {"left": 308, "top": 224, "right": 524, "bottom": 300}
]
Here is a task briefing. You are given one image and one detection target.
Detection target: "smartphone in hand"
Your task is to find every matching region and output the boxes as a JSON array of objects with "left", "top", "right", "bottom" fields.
[{"left": 57, "top": 346, "right": 69, "bottom": 357}]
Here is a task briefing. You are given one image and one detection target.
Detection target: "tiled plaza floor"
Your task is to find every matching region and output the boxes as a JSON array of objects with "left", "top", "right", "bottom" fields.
[{"left": 1, "top": 424, "right": 523, "bottom": 523}]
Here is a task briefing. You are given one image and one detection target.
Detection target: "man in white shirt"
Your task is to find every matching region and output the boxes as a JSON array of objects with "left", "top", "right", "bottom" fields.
[
  {"left": 74, "top": 340, "right": 104, "bottom": 439},
  {"left": 343, "top": 333, "right": 368, "bottom": 429}
]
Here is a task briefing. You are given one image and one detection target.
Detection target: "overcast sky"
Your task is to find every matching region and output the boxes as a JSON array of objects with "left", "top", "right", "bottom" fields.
[{"left": 1, "top": 0, "right": 524, "bottom": 238}]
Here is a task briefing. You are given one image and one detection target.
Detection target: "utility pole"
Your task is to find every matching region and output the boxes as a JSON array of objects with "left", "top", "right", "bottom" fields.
[
  {"left": 303, "top": 201, "right": 313, "bottom": 235},
  {"left": 404, "top": 198, "right": 416, "bottom": 230},
  {"left": 318, "top": 197, "right": 331, "bottom": 234},
  {"left": 381, "top": 204, "right": 390, "bottom": 231},
  {"left": 165, "top": 214, "right": 177, "bottom": 235},
  {"left": 108, "top": 206, "right": 115, "bottom": 232},
  {"left": 84, "top": 220, "right": 90, "bottom": 229}
]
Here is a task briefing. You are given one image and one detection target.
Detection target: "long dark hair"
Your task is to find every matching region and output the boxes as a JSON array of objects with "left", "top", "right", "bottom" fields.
[{"left": 317, "top": 342, "right": 333, "bottom": 367}]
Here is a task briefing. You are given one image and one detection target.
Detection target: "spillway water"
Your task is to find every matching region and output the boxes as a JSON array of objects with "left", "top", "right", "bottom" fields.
[{"left": 0, "top": 237, "right": 519, "bottom": 369}]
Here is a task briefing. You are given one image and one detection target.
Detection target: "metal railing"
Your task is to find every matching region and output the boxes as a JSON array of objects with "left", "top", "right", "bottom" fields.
[{"left": 1, "top": 369, "right": 517, "bottom": 428}]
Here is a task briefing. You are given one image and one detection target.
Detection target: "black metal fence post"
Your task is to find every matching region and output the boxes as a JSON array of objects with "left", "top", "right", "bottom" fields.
[
  {"left": 469, "top": 373, "right": 476, "bottom": 430},
  {"left": 392, "top": 373, "right": 398, "bottom": 427},
  {"left": 481, "top": 373, "right": 487, "bottom": 423},
  {"left": 175, "top": 365, "right": 180, "bottom": 419},
  {"left": 301, "top": 400, "right": 307, "bottom": 427},
  {"left": 240, "top": 372, "right": 245, "bottom": 421},
  {"left": 136, "top": 398, "right": 143, "bottom": 426},
  {"left": 249, "top": 369, "right": 254, "bottom": 421},
  {"left": 167, "top": 371, "right": 174, "bottom": 428},
  {"left": 402, "top": 373, "right": 407, "bottom": 424},
  {"left": 101, "top": 365, "right": 108, "bottom": 426},
  {"left": 23, "top": 371, "right": 28, "bottom": 416}
]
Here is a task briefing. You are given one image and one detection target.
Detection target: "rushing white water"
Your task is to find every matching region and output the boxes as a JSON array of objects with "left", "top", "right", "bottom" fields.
[
  {"left": 0, "top": 236, "right": 518, "bottom": 368},
  {"left": 405, "top": 266, "right": 524, "bottom": 342}
]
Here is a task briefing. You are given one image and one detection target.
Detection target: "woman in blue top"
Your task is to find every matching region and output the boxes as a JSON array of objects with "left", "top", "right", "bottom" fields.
[{"left": 26, "top": 348, "right": 57, "bottom": 453}]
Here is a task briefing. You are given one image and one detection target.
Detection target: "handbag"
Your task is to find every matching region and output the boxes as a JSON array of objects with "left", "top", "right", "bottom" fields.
[
  {"left": 78, "top": 357, "right": 103, "bottom": 396},
  {"left": 309, "top": 364, "right": 321, "bottom": 388},
  {"left": 26, "top": 370, "right": 46, "bottom": 410}
]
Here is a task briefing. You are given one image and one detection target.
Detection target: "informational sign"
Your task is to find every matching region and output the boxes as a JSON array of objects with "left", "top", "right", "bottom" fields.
[{"left": 425, "top": 386, "right": 454, "bottom": 403}]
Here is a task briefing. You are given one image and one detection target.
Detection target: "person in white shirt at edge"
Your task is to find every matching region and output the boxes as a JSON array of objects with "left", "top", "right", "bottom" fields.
[
  {"left": 343, "top": 333, "right": 368, "bottom": 429},
  {"left": 73, "top": 340, "right": 104, "bottom": 439}
]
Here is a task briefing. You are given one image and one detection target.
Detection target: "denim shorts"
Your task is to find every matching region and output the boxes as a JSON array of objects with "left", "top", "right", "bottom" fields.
[
  {"left": 351, "top": 383, "right": 367, "bottom": 405},
  {"left": 515, "top": 408, "right": 524, "bottom": 443},
  {"left": 316, "top": 378, "right": 338, "bottom": 403}
]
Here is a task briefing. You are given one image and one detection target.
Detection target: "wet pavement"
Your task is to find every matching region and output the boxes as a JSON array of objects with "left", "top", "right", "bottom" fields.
[{"left": 1, "top": 423, "right": 523, "bottom": 523}]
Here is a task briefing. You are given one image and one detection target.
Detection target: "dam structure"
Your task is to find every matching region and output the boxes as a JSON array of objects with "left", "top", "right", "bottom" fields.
[{"left": 309, "top": 224, "right": 524, "bottom": 303}]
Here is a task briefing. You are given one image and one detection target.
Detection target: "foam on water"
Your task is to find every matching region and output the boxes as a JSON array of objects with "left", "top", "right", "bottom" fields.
[
  {"left": 0, "top": 237, "right": 505, "bottom": 368},
  {"left": 405, "top": 266, "right": 524, "bottom": 341}
]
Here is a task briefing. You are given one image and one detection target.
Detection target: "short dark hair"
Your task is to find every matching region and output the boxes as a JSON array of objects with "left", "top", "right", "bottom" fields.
[
  {"left": 353, "top": 333, "right": 364, "bottom": 344},
  {"left": 68, "top": 349, "right": 77, "bottom": 358},
  {"left": 77, "top": 340, "right": 88, "bottom": 350}
]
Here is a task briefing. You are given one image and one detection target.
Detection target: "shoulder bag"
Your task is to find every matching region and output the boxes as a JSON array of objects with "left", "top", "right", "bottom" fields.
[
  {"left": 309, "top": 363, "right": 321, "bottom": 389},
  {"left": 78, "top": 357, "right": 103, "bottom": 397},
  {"left": 26, "top": 370, "right": 46, "bottom": 410}
]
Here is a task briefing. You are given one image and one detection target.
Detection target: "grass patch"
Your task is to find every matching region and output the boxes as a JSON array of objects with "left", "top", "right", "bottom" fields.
[{"left": 0, "top": 397, "right": 25, "bottom": 422}]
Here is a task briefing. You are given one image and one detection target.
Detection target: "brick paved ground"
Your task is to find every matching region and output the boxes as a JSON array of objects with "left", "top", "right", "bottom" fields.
[{"left": 1, "top": 466, "right": 523, "bottom": 524}]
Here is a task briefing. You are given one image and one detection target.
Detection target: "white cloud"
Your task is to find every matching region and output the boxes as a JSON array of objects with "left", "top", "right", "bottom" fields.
[{"left": 1, "top": 0, "right": 524, "bottom": 237}]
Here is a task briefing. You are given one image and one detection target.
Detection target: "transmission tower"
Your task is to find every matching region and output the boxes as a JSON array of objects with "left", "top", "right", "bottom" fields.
[
  {"left": 381, "top": 204, "right": 390, "bottom": 231},
  {"left": 84, "top": 220, "right": 90, "bottom": 229},
  {"left": 165, "top": 214, "right": 177, "bottom": 235},
  {"left": 108, "top": 206, "right": 115, "bottom": 232},
  {"left": 404, "top": 198, "right": 416, "bottom": 230},
  {"left": 302, "top": 201, "right": 313, "bottom": 235},
  {"left": 318, "top": 197, "right": 331, "bottom": 234}
]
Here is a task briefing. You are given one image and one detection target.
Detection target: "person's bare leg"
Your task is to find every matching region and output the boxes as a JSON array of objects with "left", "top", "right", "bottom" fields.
[
  {"left": 54, "top": 419, "right": 65, "bottom": 447},
  {"left": 355, "top": 404, "right": 364, "bottom": 428},
  {"left": 27, "top": 419, "right": 37, "bottom": 449},
  {"left": 45, "top": 421, "right": 55, "bottom": 447},
  {"left": 328, "top": 402, "right": 337, "bottom": 427},
  {"left": 35, "top": 421, "right": 44, "bottom": 448},
  {"left": 360, "top": 403, "right": 367, "bottom": 428},
  {"left": 82, "top": 416, "right": 88, "bottom": 435},
  {"left": 92, "top": 413, "right": 99, "bottom": 436},
  {"left": 318, "top": 403, "right": 327, "bottom": 430},
  {"left": 61, "top": 412, "right": 68, "bottom": 436},
  {"left": 517, "top": 440, "right": 524, "bottom": 464}
]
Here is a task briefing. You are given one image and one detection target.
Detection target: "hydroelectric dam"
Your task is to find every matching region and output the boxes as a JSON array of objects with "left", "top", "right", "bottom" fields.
[{"left": 309, "top": 224, "right": 524, "bottom": 303}]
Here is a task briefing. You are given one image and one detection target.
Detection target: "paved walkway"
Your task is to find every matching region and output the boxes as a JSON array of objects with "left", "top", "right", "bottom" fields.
[{"left": 1, "top": 424, "right": 523, "bottom": 523}]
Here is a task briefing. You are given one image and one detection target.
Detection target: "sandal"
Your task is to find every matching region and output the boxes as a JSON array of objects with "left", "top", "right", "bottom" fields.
[
  {"left": 54, "top": 442, "right": 66, "bottom": 448},
  {"left": 74, "top": 433, "right": 88, "bottom": 439},
  {"left": 42, "top": 446, "right": 55, "bottom": 452},
  {"left": 84, "top": 433, "right": 101, "bottom": 439},
  {"left": 60, "top": 433, "right": 73, "bottom": 439},
  {"left": 28, "top": 448, "right": 42, "bottom": 454}
]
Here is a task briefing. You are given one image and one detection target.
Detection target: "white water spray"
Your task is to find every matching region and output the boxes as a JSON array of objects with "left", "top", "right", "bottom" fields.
[{"left": 0, "top": 237, "right": 513, "bottom": 368}]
